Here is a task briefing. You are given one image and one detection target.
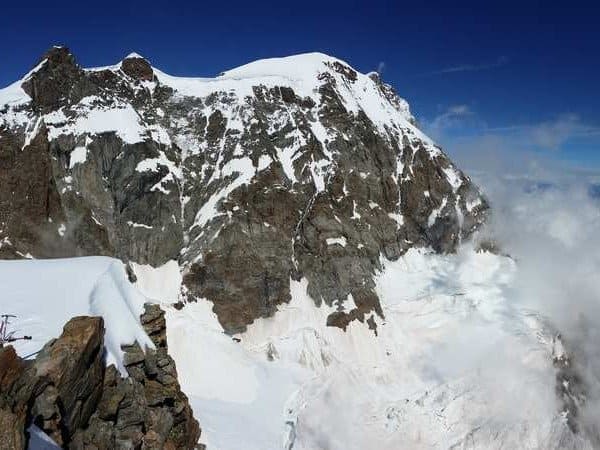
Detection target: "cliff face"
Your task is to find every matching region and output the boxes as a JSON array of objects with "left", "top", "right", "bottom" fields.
[
  {"left": 0, "top": 47, "right": 487, "bottom": 333},
  {"left": 0, "top": 306, "right": 200, "bottom": 449}
]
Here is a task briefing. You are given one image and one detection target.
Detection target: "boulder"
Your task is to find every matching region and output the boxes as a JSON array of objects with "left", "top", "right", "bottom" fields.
[{"left": 0, "top": 309, "right": 201, "bottom": 449}]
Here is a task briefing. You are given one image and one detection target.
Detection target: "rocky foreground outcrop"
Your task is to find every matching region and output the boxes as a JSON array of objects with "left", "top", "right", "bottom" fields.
[{"left": 0, "top": 305, "right": 201, "bottom": 449}]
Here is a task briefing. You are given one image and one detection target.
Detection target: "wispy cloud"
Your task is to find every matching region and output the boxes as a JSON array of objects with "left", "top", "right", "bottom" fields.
[
  {"left": 487, "top": 114, "right": 600, "bottom": 150},
  {"left": 376, "top": 61, "right": 385, "bottom": 75},
  {"left": 422, "top": 104, "right": 487, "bottom": 142},
  {"left": 424, "top": 107, "right": 600, "bottom": 153},
  {"left": 427, "top": 104, "right": 474, "bottom": 131},
  {"left": 422, "top": 104, "right": 600, "bottom": 445},
  {"left": 421, "top": 106, "right": 600, "bottom": 180},
  {"left": 424, "top": 56, "right": 509, "bottom": 76}
]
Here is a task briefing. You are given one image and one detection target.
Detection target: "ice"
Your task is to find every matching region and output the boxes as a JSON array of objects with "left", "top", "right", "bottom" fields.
[
  {"left": 69, "top": 146, "right": 87, "bottom": 168},
  {"left": 326, "top": 237, "right": 347, "bottom": 247}
]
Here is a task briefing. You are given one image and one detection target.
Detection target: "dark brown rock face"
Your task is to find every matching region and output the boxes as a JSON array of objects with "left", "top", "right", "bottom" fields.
[
  {"left": 0, "top": 122, "right": 71, "bottom": 259},
  {"left": 0, "top": 346, "right": 29, "bottom": 449},
  {"left": 73, "top": 304, "right": 200, "bottom": 449},
  {"left": 0, "top": 317, "right": 104, "bottom": 448},
  {"left": 1, "top": 48, "right": 488, "bottom": 333},
  {"left": 21, "top": 47, "right": 96, "bottom": 113},
  {"left": 0, "top": 309, "right": 201, "bottom": 449},
  {"left": 120, "top": 55, "right": 155, "bottom": 81},
  {"left": 34, "top": 316, "right": 105, "bottom": 445}
]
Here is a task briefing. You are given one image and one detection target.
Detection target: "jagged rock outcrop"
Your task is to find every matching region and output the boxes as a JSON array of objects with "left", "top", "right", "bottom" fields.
[
  {"left": 0, "top": 346, "right": 30, "bottom": 449},
  {"left": 0, "top": 307, "right": 201, "bottom": 449},
  {"left": 73, "top": 304, "right": 200, "bottom": 449},
  {"left": 120, "top": 53, "right": 155, "bottom": 82},
  {"left": 0, "top": 47, "right": 488, "bottom": 333},
  {"left": 0, "top": 317, "right": 104, "bottom": 448}
]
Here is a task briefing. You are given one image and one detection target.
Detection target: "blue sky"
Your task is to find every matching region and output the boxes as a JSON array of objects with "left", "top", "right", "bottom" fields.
[{"left": 2, "top": 0, "right": 599, "bottom": 168}]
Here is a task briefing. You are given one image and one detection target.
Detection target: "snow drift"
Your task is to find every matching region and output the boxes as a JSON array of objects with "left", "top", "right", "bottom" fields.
[{"left": 0, "top": 257, "right": 153, "bottom": 374}]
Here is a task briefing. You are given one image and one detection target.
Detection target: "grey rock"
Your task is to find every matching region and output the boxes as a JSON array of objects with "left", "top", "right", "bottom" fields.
[
  {"left": 1, "top": 47, "right": 488, "bottom": 334},
  {"left": 0, "top": 311, "right": 201, "bottom": 449}
]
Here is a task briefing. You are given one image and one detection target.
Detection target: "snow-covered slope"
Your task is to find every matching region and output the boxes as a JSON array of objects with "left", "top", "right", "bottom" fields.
[
  {"left": 0, "top": 249, "right": 589, "bottom": 449},
  {"left": 0, "top": 256, "right": 202, "bottom": 449},
  {"left": 128, "top": 245, "right": 584, "bottom": 450},
  {"left": 0, "top": 257, "right": 153, "bottom": 374},
  {"left": 156, "top": 52, "right": 418, "bottom": 141}
]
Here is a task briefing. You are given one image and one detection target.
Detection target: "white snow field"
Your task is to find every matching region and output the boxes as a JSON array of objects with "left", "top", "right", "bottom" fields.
[
  {"left": 133, "top": 246, "right": 574, "bottom": 450},
  {"left": 0, "top": 247, "right": 583, "bottom": 449},
  {"left": 0, "top": 257, "right": 153, "bottom": 375}
]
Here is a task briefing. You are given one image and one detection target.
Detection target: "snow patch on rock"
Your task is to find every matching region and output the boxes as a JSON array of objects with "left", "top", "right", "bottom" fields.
[{"left": 69, "top": 146, "right": 87, "bottom": 168}]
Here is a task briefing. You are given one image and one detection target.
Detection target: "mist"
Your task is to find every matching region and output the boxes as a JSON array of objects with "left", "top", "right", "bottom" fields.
[
  {"left": 292, "top": 141, "right": 600, "bottom": 449},
  {"left": 475, "top": 167, "right": 600, "bottom": 444}
]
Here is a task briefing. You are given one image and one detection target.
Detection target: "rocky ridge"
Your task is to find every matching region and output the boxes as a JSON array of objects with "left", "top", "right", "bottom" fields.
[
  {"left": 0, "top": 47, "right": 488, "bottom": 333},
  {"left": 0, "top": 305, "right": 200, "bottom": 449}
]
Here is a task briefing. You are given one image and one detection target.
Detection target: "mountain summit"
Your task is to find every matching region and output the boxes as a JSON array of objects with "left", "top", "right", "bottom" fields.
[{"left": 0, "top": 47, "right": 487, "bottom": 332}]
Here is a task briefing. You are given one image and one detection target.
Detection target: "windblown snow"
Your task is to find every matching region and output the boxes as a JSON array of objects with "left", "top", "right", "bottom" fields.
[{"left": 0, "top": 257, "right": 154, "bottom": 375}]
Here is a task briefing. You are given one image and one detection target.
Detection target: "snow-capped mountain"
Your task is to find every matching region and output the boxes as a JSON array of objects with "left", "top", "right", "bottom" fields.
[
  {"left": 1, "top": 47, "right": 593, "bottom": 449},
  {"left": 0, "top": 46, "right": 486, "bottom": 334}
]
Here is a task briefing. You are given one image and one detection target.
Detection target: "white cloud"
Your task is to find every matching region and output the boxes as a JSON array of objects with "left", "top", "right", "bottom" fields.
[
  {"left": 421, "top": 107, "right": 600, "bottom": 176},
  {"left": 427, "top": 104, "right": 473, "bottom": 128},
  {"left": 421, "top": 104, "right": 485, "bottom": 142},
  {"left": 461, "top": 141, "right": 600, "bottom": 444},
  {"left": 488, "top": 114, "right": 600, "bottom": 151},
  {"left": 424, "top": 56, "right": 509, "bottom": 76}
]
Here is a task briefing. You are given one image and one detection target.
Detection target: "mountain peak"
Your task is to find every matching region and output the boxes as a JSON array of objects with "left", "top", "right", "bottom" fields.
[
  {"left": 19, "top": 46, "right": 82, "bottom": 111},
  {"left": 120, "top": 52, "right": 154, "bottom": 81},
  {"left": 221, "top": 51, "right": 355, "bottom": 81},
  {"left": 123, "top": 51, "right": 146, "bottom": 60},
  {"left": 0, "top": 49, "right": 487, "bottom": 333},
  {"left": 37, "top": 45, "right": 77, "bottom": 70}
]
